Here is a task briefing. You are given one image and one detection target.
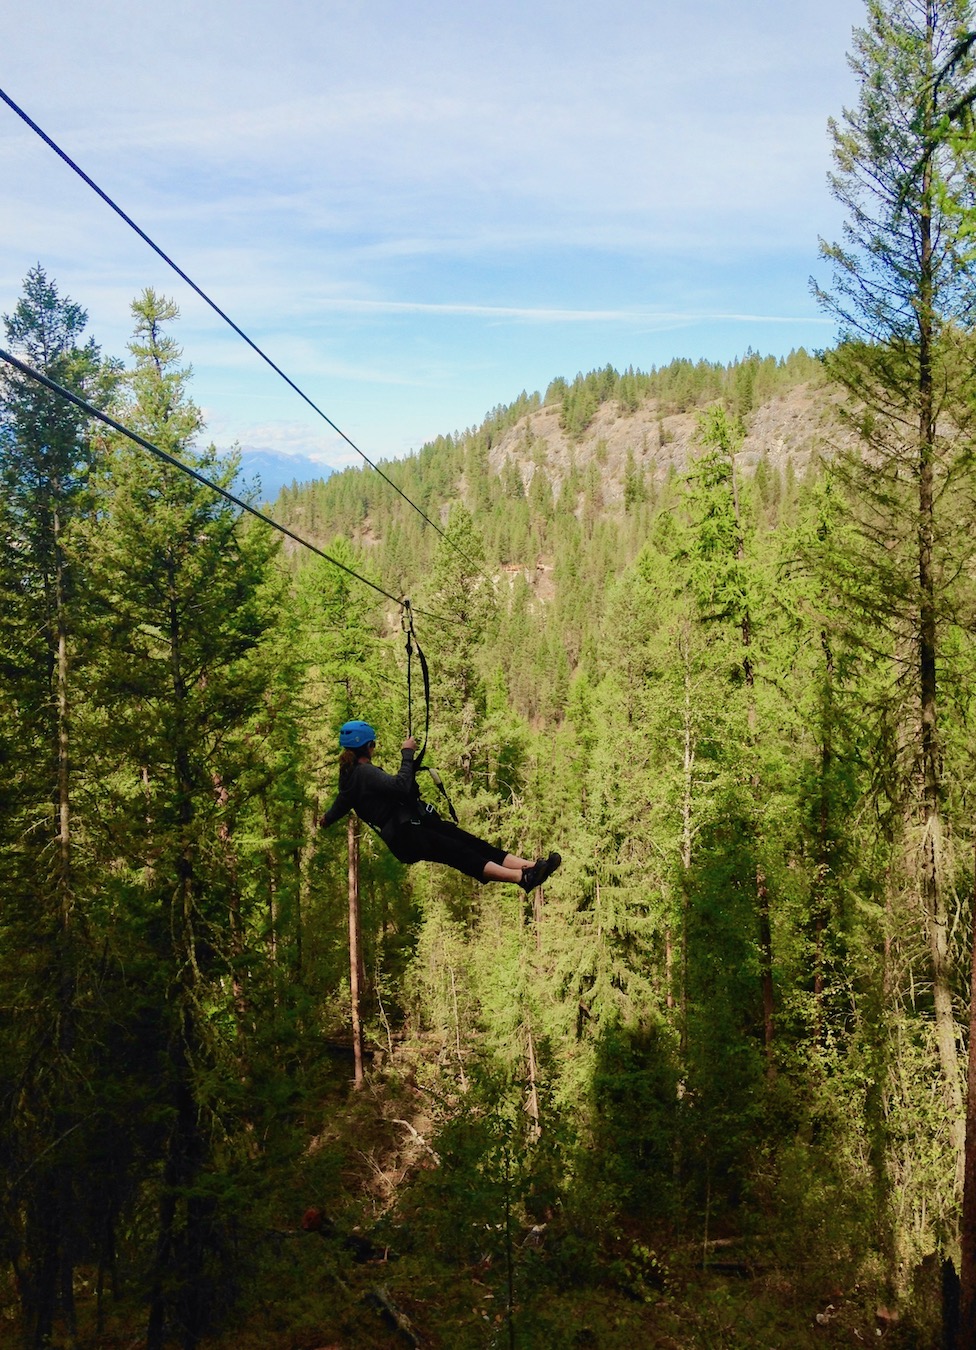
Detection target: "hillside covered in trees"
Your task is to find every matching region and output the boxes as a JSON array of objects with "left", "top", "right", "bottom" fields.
[{"left": 6, "top": 3, "right": 976, "bottom": 1348}]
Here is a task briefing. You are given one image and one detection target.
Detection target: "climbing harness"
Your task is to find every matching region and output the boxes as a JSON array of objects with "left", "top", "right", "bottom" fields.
[{"left": 402, "top": 600, "right": 459, "bottom": 826}]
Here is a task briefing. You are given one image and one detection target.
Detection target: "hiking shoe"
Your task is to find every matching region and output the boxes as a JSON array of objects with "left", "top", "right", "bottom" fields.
[{"left": 520, "top": 852, "right": 561, "bottom": 893}]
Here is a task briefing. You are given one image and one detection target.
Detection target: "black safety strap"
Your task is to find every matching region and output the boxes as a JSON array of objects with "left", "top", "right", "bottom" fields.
[
  {"left": 401, "top": 600, "right": 458, "bottom": 824},
  {"left": 402, "top": 600, "right": 431, "bottom": 768},
  {"left": 418, "top": 764, "right": 459, "bottom": 825}
]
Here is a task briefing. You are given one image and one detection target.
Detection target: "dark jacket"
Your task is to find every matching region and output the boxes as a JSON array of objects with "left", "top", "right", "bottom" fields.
[{"left": 321, "top": 747, "right": 418, "bottom": 839}]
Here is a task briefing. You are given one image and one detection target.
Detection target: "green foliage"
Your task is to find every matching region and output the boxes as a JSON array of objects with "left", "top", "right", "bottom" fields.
[
  {"left": 0, "top": 267, "right": 123, "bottom": 1349},
  {"left": 3, "top": 247, "right": 971, "bottom": 1346},
  {"left": 588, "top": 1017, "right": 682, "bottom": 1220},
  {"left": 814, "top": 0, "right": 976, "bottom": 1283}
]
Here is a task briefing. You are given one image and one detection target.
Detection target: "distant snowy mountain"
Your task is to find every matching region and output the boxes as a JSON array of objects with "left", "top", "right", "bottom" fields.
[{"left": 235, "top": 448, "right": 332, "bottom": 503}]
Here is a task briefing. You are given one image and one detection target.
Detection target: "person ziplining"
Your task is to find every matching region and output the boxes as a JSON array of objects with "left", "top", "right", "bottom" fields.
[
  {"left": 0, "top": 94, "right": 562, "bottom": 897},
  {"left": 0, "top": 349, "right": 561, "bottom": 895},
  {"left": 319, "top": 721, "right": 561, "bottom": 892}
]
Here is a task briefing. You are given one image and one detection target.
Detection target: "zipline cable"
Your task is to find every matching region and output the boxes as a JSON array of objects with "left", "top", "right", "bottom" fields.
[
  {"left": 0, "top": 345, "right": 460, "bottom": 627},
  {"left": 0, "top": 85, "right": 495, "bottom": 589}
]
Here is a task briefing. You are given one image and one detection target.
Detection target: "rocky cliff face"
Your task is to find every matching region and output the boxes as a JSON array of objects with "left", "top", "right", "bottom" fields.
[{"left": 483, "top": 380, "right": 852, "bottom": 506}]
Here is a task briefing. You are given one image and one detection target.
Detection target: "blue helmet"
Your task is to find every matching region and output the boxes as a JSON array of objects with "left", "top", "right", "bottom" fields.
[{"left": 339, "top": 720, "right": 377, "bottom": 750}]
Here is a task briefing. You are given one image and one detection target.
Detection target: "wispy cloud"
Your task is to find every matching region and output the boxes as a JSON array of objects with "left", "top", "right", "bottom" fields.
[
  {"left": 0, "top": 0, "right": 862, "bottom": 458},
  {"left": 299, "top": 298, "right": 833, "bottom": 325}
]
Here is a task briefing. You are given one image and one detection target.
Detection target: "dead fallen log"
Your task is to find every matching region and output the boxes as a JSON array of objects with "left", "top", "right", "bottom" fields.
[{"left": 365, "top": 1284, "right": 421, "bottom": 1347}]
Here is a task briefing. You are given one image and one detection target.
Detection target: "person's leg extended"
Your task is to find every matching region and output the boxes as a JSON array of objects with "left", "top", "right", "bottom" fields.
[
  {"left": 408, "top": 817, "right": 559, "bottom": 889},
  {"left": 414, "top": 819, "right": 517, "bottom": 882},
  {"left": 484, "top": 860, "right": 527, "bottom": 883}
]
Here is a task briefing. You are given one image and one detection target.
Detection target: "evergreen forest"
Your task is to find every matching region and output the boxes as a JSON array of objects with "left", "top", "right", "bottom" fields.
[{"left": 8, "top": 2, "right": 976, "bottom": 1347}]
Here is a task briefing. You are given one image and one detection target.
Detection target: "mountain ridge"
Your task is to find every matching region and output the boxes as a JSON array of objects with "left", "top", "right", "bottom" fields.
[
  {"left": 481, "top": 379, "right": 849, "bottom": 510},
  {"left": 236, "top": 446, "right": 332, "bottom": 503}
]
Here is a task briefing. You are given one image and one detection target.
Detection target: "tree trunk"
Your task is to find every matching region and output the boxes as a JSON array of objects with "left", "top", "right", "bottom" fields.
[
  {"left": 348, "top": 815, "right": 364, "bottom": 1088},
  {"left": 812, "top": 631, "right": 834, "bottom": 1045},
  {"left": 146, "top": 581, "right": 210, "bottom": 1349},
  {"left": 54, "top": 505, "right": 72, "bottom": 930},
  {"left": 261, "top": 792, "right": 278, "bottom": 965},
  {"left": 146, "top": 1013, "right": 204, "bottom": 1350},
  {"left": 450, "top": 965, "right": 468, "bottom": 1090},
  {"left": 957, "top": 838, "right": 976, "bottom": 1349},
  {"left": 916, "top": 18, "right": 964, "bottom": 1187},
  {"left": 525, "top": 1023, "right": 541, "bottom": 1140},
  {"left": 52, "top": 499, "right": 77, "bottom": 1346},
  {"left": 729, "top": 437, "right": 774, "bottom": 1070},
  {"left": 680, "top": 647, "right": 694, "bottom": 1048}
]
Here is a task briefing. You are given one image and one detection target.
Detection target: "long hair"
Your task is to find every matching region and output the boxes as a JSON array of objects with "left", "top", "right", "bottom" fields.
[{"left": 338, "top": 743, "right": 373, "bottom": 784}]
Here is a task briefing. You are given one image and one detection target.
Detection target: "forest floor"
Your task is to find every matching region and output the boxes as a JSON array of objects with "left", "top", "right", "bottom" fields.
[
  {"left": 205, "top": 1257, "right": 933, "bottom": 1349},
  {"left": 18, "top": 1248, "right": 938, "bottom": 1350},
  {"left": 1, "top": 1070, "right": 945, "bottom": 1349}
]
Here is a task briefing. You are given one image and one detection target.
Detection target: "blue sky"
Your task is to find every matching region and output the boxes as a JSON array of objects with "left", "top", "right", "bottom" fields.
[{"left": 1, "top": 0, "right": 863, "bottom": 469}]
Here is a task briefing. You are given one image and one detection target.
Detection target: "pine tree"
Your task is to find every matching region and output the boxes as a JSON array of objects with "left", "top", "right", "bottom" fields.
[
  {"left": 815, "top": 0, "right": 976, "bottom": 1202},
  {"left": 684, "top": 406, "right": 779, "bottom": 1070},
  {"left": 84, "top": 289, "right": 283, "bottom": 1348},
  {"left": 0, "top": 266, "right": 116, "bottom": 1347}
]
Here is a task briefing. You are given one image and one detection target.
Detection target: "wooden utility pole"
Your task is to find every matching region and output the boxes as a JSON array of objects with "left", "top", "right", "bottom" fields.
[
  {"left": 348, "top": 815, "right": 364, "bottom": 1088},
  {"left": 525, "top": 1023, "right": 541, "bottom": 1140}
]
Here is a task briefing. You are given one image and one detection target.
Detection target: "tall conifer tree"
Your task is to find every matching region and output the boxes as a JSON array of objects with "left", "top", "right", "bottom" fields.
[
  {"left": 0, "top": 267, "right": 115, "bottom": 1348},
  {"left": 86, "top": 289, "right": 281, "bottom": 1349},
  {"left": 816, "top": 0, "right": 976, "bottom": 1200}
]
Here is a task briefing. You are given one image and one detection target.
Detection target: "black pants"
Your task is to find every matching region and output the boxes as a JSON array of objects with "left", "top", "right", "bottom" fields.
[{"left": 386, "top": 808, "right": 507, "bottom": 882}]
